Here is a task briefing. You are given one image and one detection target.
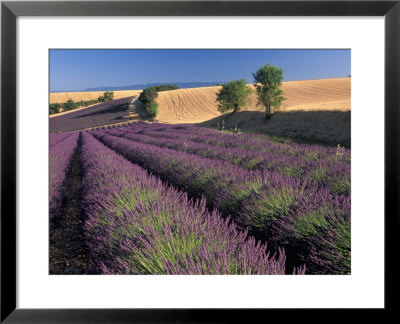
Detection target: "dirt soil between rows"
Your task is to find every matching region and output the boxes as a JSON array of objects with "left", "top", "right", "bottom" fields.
[{"left": 49, "top": 135, "right": 88, "bottom": 274}]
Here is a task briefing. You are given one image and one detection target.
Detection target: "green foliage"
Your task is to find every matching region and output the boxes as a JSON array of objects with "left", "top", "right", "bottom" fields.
[
  {"left": 291, "top": 204, "right": 351, "bottom": 274},
  {"left": 49, "top": 106, "right": 59, "bottom": 114},
  {"left": 251, "top": 186, "right": 299, "bottom": 231},
  {"left": 279, "top": 166, "right": 302, "bottom": 178},
  {"left": 50, "top": 97, "right": 103, "bottom": 115},
  {"left": 215, "top": 79, "right": 252, "bottom": 113},
  {"left": 292, "top": 208, "right": 329, "bottom": 238},
  {"left": 97, "top": 91, "right": 114, "bottom": 103},
  {"left": 153, "top": 84, "right": 179, "bottom": 92},
  {"left": 253, "top": 64, "right": 285, "bottom": 119},
  {"left": 329, "top": 177, "right": 351, "bottom": 196},
  {"left": 65, "top": 99, "right": 75, "bottom": 110},
  {"left": 49, "top": 91, "right": 116, "bottom": 115},
  {"left": 139, "top": 87, "right": 158, "bottom": 106},
  {"left": 146, "top": 101, "right": 158, "bottom": 117},
  {"left": 104, "top": 91, "right": 114, "bottom": 100},
  {"left": 139, "top": 86, "right": 177, "bottom": 117}
]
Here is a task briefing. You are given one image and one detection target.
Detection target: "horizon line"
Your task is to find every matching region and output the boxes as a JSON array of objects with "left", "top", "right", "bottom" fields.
[{"left": 50, "top": 76, "right": 351, "bottom": 93}]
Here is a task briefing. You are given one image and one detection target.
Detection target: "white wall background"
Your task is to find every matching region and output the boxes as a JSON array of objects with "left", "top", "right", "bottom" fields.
[{"left": 16, "top": 16, "right": 384, "bottom": 308}]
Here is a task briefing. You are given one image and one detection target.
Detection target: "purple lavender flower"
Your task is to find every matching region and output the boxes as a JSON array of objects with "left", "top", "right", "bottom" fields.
[{"left": 80, "top": 132, "right": 295, "bottom": 275}]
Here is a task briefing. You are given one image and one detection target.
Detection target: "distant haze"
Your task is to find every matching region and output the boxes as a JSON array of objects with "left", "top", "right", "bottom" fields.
[{"left": 50, "top": 49, "right": 351, "bottom": 92}]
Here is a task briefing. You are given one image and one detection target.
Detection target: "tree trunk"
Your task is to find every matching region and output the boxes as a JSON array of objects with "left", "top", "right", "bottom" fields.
[{"left": 266, "top": 104, "right": 271, "bottom": 120}]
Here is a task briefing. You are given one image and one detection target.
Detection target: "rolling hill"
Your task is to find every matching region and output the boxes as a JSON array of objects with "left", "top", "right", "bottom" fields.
[
  {"left": 50, "top": 78, "right": 351, "bottom": 144},
  {"left": 154, "top": 78, "right": 351, "bottom": 144}
]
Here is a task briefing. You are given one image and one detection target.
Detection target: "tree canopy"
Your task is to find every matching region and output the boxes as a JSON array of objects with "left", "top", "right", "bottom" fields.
[
  {"left": 139, "top": 87, "right": 158, "bottom": 106},
  {"left": 253, "top": 64, "right": 285, "bottom": 119},
  {"left": 153, "top": 84, "right": 179, "bottom": 92},
  {"left": 215, "top": 79, "right": 252, "bottom": 113},
  {"left": 104, "top": 91, "right": 114, "bottom": 100}
]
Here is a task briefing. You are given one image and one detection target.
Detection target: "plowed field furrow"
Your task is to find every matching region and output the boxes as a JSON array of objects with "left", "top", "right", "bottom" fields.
[{"left": 155, "top": 78, "right": 351, "bottom": 124}]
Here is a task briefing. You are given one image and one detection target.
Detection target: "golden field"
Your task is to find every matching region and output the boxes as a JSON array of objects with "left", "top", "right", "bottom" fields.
[
  {"left": 155, "top": 78, "right": 351, "bottom": 144},
  {"left": 155, "top": 78, "right": 350, "bottom": 124},
  {"left": 49, "top": 90, "right": 143, "bottom": 104}
]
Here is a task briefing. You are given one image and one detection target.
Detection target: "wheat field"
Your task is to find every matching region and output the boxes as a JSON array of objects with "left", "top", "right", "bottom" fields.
[
  {"left": 154, "top": 78, "right": 351, "bottom": 144},
  {"left": 49, "top": 90, "right": 143, "bottom": 104},
  {"left": 155, "top": 78, "right": 350, "bottom": 124}
]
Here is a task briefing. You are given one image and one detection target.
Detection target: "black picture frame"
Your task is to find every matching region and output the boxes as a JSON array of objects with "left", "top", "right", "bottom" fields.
[{"left": 1, "top": 0, "right": 399, "bottom": 322}]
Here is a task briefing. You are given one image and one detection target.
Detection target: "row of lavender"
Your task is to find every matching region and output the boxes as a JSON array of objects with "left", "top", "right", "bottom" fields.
[
  {"left": 49, "top": 131, "right": 303, "bottom": 274},
  {"left": 49, "top": 97, "right": 134, "bottom": 133},
  {"left": 91, "top": 128, "right": 350, "bottom": 274},
  {"left": 102, "top": 123, "right": 350, "bottom": 196},
  {"left": 49, "top": 132, "right": 73, "bottom": 148},
  {"left": 107, "top": 121, "right": 350, "bottom": 159},
  {"left": 49, "top": 132, "right": 80, "bottom": 221},
  {"left": 80, "top": 132, "right": 299, "bottom": 274}
]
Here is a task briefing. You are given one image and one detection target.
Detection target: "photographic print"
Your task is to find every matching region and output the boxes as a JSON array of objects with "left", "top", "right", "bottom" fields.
[{"left": 49, "top": 49, "right": 351, "bottom": 275}]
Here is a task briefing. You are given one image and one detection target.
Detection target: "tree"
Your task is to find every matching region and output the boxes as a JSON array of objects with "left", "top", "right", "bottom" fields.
[
  {"left": 215, "top": 79, "right": 252, "bottom": 113},
  {"left": 253, "top": 64, "right": 285, "bottom": 120},
  {"left": 64, "top": 99, "right": 76, "bottom": 111},
  {"left": 104, "top": 91, "right": 114, "bottom": 101},
  {"left": 139, "top": 87, "right": 159, "bottom": 117},
  {"left": 154, "top": 84, "right": 179, "bottom": 92},
  {"left": 146, "top": 101, "right": 158, "bottom": 117},
  {"left": 139, "top": 87, "right": 158, "bottom": 106}
]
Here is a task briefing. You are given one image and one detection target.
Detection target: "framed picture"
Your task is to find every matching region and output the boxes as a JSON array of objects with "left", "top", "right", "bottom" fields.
[{"left": 1, "top": 0, "right": 398, "bottom": 322}]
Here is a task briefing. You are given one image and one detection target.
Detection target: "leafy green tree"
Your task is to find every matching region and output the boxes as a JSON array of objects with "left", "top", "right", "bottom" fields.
[
  {"left": 146, "top": 101, "right": 158, "bottom": 117},
  {"left": 139, "top": 87, "right": 158, "bottom": 106},
  {"left": 49, "top": 103, "right": 61, "bottom": 115},
  {"left": 253, "top": 64, "right": 285, "bottom": 120},
  {"left": 215, "top": 79, "right": 252, "bottom": 113},
  {"left": 64, "top": 99, "right": 76, "bottom": 111},
  {"left": 154, "top": 85, "right": 179, "bottom": 92},
  {"left": 138, "top": 87, "right": 160, "bottom": 117},
  {"left": 104, "top": 91, "right": 114, "bottom": 101}
]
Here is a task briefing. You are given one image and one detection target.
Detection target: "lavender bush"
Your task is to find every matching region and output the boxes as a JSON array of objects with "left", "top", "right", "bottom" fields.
[
  {"left": 103, "top": 126, "right": 350, "bottom": 195},
  {"left": 238, "top": 184, "right": 351, "bottom": 274},
  {"left": 80, "top": 132, "right": 296, "bottom": 274},
  {"left": 49, "top": 132, "right": 80, "bottom": 219},
  {"left": 91, "top": 129, "right": 350, "bottom": 274},
  {"left": 49, "top": 131, "right": 73, "bottom": 148}
]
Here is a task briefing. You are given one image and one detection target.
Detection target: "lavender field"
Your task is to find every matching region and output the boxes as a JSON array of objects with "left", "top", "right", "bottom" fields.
[
  {"left": 49, "top": 122, "right": 350, "bottom": 275},
  {"left": 49, "top": 97, "right": 134, "bottom": 132}
]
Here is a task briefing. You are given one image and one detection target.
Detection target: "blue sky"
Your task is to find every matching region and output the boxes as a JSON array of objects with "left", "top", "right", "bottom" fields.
[{"left": 50, "top": 49, "right": 350, "bottom": 92}]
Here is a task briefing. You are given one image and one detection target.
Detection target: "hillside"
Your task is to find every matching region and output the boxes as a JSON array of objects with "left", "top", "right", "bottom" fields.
[
  {"left": 49, "top": 90, "right": 142, "bottom": 104},
  {"left": 49, "top": 78, "right": 351, "bottom": 144},
  {"left": 155, "top": 78, "right": 351, "bottom": 144}
]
